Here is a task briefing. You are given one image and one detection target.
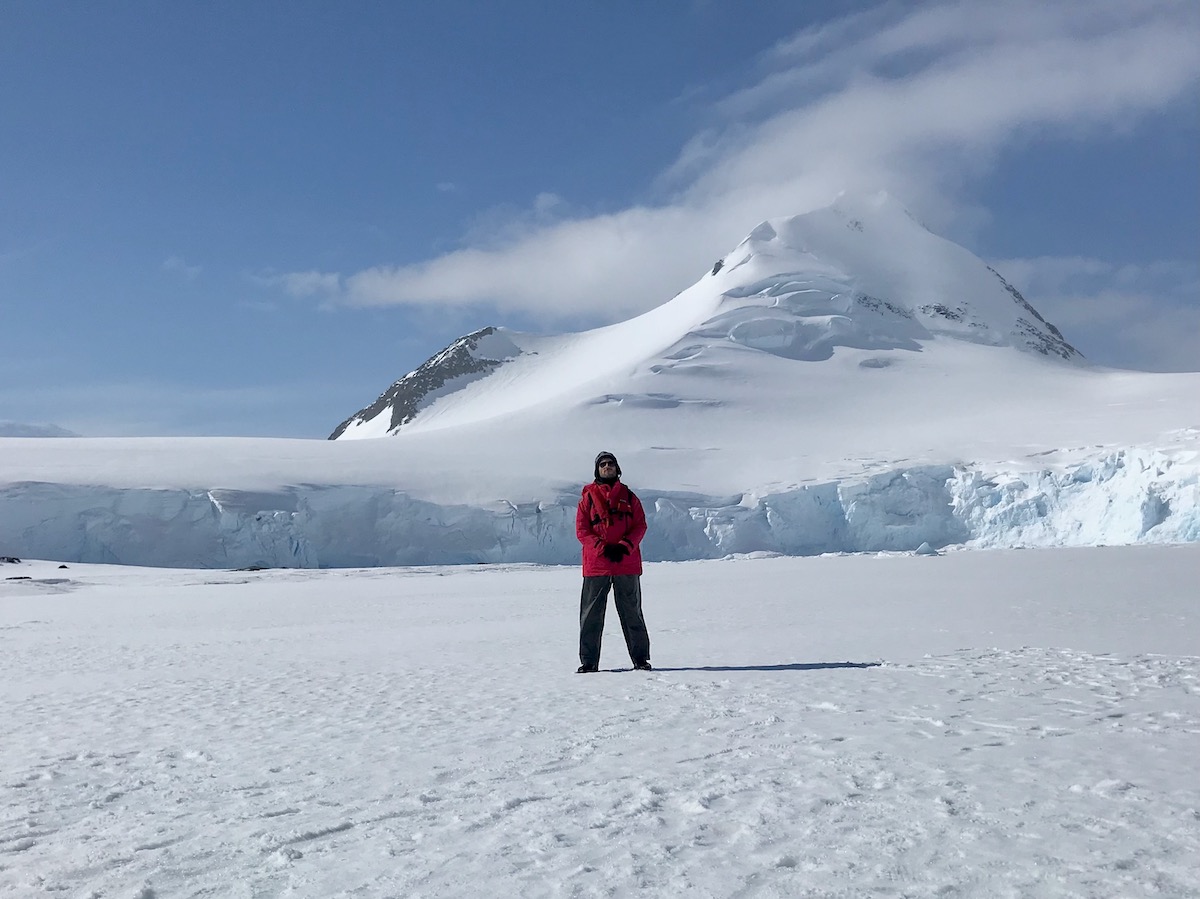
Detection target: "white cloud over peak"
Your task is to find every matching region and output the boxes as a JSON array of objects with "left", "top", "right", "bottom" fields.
[{"left": 282, "top": 1, "right": 1200, "bottom": 332}]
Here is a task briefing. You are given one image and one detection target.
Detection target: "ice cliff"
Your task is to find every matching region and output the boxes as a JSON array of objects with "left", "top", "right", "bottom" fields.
[{"left": 2, "top": 446, "right": 1195, "bottom": 568}]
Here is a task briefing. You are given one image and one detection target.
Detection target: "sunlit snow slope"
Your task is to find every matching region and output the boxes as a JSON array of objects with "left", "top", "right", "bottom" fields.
[
  {"left": 333, "top": 193, "right": 1081, "bottom": 441},
  {"left": 1, "top": 195, "right": 1197, "bottom": 567}
]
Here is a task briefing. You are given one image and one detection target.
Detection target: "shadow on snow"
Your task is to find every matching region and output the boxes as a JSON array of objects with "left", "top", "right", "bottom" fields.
[{"left": 629, "top": 662, "right": 882, "bottom": 673}]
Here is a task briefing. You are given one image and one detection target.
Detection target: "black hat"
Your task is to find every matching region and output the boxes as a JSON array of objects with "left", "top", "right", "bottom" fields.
[{"left": 594, "top": 451, "right": 621, "bottom": 479}]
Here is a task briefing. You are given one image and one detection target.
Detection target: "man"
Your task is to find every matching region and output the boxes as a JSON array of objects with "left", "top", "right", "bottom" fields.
[{"left": 575, "top": 451, "right": 651, "bottom": 673}]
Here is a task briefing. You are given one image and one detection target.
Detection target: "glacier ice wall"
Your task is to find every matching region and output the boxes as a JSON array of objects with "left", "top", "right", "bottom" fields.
[{"left": 1, "top": 448, "right": 1195, "bottom": 568}]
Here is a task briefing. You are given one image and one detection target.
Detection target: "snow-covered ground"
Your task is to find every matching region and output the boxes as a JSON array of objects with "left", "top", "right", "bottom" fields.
[{"left": 4, "top": 547, "right": 1198, "bottom": 897}]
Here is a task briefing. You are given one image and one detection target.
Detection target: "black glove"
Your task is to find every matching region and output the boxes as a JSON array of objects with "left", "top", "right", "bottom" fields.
[{"left": 602, "top": 543, "right": 628, "bottom": 562}]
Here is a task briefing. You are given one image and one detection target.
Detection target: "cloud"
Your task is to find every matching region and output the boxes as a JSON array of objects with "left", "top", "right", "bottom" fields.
[
  {"left": 992, "top": 255, "right": 1200, "bottom": 372},
  {"left": 254, "top": 270, "right": 342, "bottom": 298},
  {"left": 162, "top": 255, "right": 202, "bottom": 280},
  {"left": 277, "top": 0, "right": 1200, "bottom": 326}
]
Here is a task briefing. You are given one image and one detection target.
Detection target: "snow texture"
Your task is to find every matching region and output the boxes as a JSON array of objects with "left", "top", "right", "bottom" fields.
[{"left": 2, "top": 547, "right": 1198, "bottom": 897}]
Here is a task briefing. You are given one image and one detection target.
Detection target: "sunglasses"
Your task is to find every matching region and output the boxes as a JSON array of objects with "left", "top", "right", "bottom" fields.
[{"left": 598, "top": 460, "right": 617, "bottom": 467}]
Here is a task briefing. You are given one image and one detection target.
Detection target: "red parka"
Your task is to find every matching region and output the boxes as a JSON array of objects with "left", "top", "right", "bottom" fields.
[{"left": 576, "top": 481, "right": 647, "bottom": 576}]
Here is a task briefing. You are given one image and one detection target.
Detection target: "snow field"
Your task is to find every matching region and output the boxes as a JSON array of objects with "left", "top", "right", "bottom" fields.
[{"left": 2, "top": 547, "right": 1198, "bottom": 897}]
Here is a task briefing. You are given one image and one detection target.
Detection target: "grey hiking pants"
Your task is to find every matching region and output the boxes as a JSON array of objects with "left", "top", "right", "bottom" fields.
[{"left": 579, "top": 574, "right": 650, "bottom": 668}]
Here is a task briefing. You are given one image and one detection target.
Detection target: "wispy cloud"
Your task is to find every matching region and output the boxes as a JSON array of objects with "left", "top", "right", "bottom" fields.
[
  {"left": 276, "top": 1, "right": 1200, "bottom": 328},
  {"left": 254, "top": 270, "right": 342, "bottom": 298},
  {"left": 162, "top": 255, "right": 202, "bottom": 280}
]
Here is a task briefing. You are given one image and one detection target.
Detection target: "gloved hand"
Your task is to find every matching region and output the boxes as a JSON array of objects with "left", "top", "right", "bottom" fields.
[{"left": 601, "top": 543, "right": 629, "bottom": 562}]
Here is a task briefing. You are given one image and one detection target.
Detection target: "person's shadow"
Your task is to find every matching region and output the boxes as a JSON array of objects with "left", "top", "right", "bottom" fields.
[{"left": 649, "top": 662, "right": 881, "bottom": 672}]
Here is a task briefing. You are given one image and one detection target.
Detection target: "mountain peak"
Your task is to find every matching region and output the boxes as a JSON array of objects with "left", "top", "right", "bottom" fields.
[
  {"left": 332, "top": 196, "right": 1082, "bottom": 439},
  {"left": 329, "top": 327, "right": 523, "bottom": 439},
  {"left": 702, "top": 194, "right": 1080, "bottom": 363}
]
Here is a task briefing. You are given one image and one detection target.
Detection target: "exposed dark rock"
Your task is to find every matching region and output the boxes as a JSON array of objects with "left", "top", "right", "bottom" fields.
[
  {"left": 988, "top": 266, "right": 1083, "bottom": 360},
  {"left": 920, "top": 303, "right": 967, "bottom": 323},
  {"left": 1014, "top": 318, "right": 1080, "bottom": 360},
  {"left": 330, "top": 327, "right": 523, "bottom": 439},
  {"left": 711, "top": 259, "right": 724, "bottom": 275},
  {"left": 857, "top": 294, "right": 914, "bottom": 319}
]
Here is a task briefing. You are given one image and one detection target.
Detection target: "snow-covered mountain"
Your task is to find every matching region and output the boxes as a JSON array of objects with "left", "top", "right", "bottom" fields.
[
  {"left": 330, "top": 327, "right": 525, "bottom": 439},
  {"left": 331, "top": 194, "right": 1082, "bottom": 441},
  {"left": 0, "top": 420, "right": 79, "bottom": 438},
  {"left": 1, "top": 194, "right": 1197, "bottom": 567}
]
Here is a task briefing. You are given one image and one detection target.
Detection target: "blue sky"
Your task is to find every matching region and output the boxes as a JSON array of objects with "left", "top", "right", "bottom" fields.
[{"left": 2, "top": 1, "right": 1198, "bottom": 438}]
